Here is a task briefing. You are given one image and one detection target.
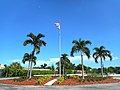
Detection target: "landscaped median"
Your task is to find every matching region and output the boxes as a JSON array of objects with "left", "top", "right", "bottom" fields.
[
  {"left": 0, "top": 75, "right": 120, "bottom": 86},
  {"left": 53, "top": 75, "right": 120, "bottom": 85},
  {"left": 0, "top": 76, "right": 56, "bottom": 85}
]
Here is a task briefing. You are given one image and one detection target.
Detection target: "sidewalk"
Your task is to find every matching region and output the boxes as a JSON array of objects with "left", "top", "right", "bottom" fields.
[
  {"left": 44, "top": 79, "right": 57, "bottom": 86},
  {"left": 0, "top": 77, "right": 19, "bottom": 80}
]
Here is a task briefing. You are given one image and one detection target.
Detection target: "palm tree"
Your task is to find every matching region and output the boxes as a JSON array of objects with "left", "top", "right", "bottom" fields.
[
  {"left": 23, "top": 33, "right": 46, "bottom": 79},
  {"left": 93, "top": 46, "right": 112, "bottom": 77},
  {"left": 70, "top": 38, "right": 91, "bottom": 79},
  {"left": 61, "top": 53, "right": 70, "bottom": 75},
  {"left": 22, "top": 53, "right": 36, "bottom": 78},
  {"left": 22, "top": 53, "right": 30, "bottom": 77}
]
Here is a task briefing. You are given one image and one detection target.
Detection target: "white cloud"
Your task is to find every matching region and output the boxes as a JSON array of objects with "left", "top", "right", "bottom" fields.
[
  {"left": 69, "top": 55, "right": 95, "bottom": 64},
  {"left": 35, "top": 58, "right": 59, "bottom": 67}
]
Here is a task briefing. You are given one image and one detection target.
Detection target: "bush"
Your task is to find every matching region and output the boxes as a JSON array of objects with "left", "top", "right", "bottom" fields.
[
  {"left": 66, "top": 69, "right": 73, "bottom": 74},
  {"left": 32, "top": 70, "right": 55, "bottom": 75},
  {"left": 32, "top": 76, "right": 39, "bottom": 80},
  {"left": 35, "top": 76, "right": 52, "bottom": 85},
  {"left": 87, "top": 74, "right": 100, "bottom": 77},
  {"left": 58, "top": 76, "right": 65, "bottom": 84},
  {"left": 69, "top": 75, "right": 79, "bottom": 79},
  {"left": 14, "top": 76, "right": 27, "bottom": 82},
  {"left": 87, "top": 78, "right": 90, "bottom": 82},
  {"left": 83, "top": 79, "right": 86, "bottom": 82}
]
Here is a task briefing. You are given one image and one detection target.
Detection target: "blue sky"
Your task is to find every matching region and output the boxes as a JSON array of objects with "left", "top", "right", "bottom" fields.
[{"left": 0, "top": 0, "right": 120, "bottom": 68}]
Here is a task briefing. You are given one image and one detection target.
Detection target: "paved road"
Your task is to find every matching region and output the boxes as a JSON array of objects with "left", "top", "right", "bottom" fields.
[{"left": 0, "top": 83, "right": 120, "bottom": 90}]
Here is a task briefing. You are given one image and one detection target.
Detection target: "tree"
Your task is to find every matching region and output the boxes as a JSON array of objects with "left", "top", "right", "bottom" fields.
[
  {"left": 93, "top": 46, "right": 112, "bottom": 77},
  {"left": 75, "top": 64, "right": 91, "bottom": 73},
  {"left": 40, "top": 63, "right": 47, "bottom": 69},
  {"left": 4, "top": 64, "right": 9, "bottom": 77},
  {"left": 108, "top": 66, "right": 114, "bottom": 73},
  {"left": 61, "top": 53, "right": 70, "bottom": 75},
  {"left": 8, "top": 62, "right": 23, "bottom": 77},
  {"left": 70, "top": 38, "right": 91, "bottom": 79},
  {"left": 22, "top": 53, "right": 37, "bottom": 78},
  {"left": 69, "top": 63, "right": 76, "bottom": 73},
  {"left": 51, "top": 64, "right": 55, "bottom": 71},
  {"left": 56, "top": 53, "right": 71, "bottom": 75},
  {"left": 23, "top": 33, "right": 46, "bottom": 79}
]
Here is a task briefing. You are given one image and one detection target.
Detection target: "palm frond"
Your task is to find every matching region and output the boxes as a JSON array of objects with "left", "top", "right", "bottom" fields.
[
  {"left": 100, "top": 46, "right": 105, "bottom": 50},
  {"left": 23, "top": 39, "right": 33, "bottom": 46},
  {"left": 22, "top": 59, "right": 25, "bottom": 64},
  {"left": 27, "top": 33, "right": 36, "bottom": 41},
  {"left": 93, "top": 52, "right": 98, "bottom": 58},
  {"left": 85, "top": 40, "right": 92, "bottom": 45},
  {"left": 41, "top": 40, "right": 47, "bottom": 46},
  {"left": 72, "top": 40, "right": 78, "bottom": 44},
  {"left": 95, "top": 56, "right": 99, "bottom": 63},
  {"left": 61, "top": 53, "right": 68, "bottom": 57},
  {"left": 37, "top": 33, "right": 45, "bottom": 40},
  {"left": 105, "top": 54, "right": 112, "bottom": 61},
  {"left": 32, "top": 56, "right": 37, "bottom": 66},
  {"left": 83, "top": 47, "right": 91, "bottom": 58},
  {"left": 93, "top": 47, "right": 99, "bottom": 52},
  {"left": 22, "top": 53, "right": 30, "bottom": 64},
  {"left": 70, "top": 46, "right": 77, "bottom": 56},
  {"left": 103, "top": 50, "right": 111, "bottom": 54}
]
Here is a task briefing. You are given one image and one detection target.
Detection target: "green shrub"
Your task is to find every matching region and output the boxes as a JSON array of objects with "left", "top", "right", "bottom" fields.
[
  {"left": 66, "top": 69, "right": 73, "bottom": 74},
  {"left": 64, "top": 75, "right": 68, "bottom": 80},
  {"left": 87, "top": 78, "right": 90, "bottom": 82},
  {"left": 32, "top": 76, "right": 39, "bottom": 80},
  {"left": 58, "top": 76, "right": 65, "bottom": 84},
  {"left": 70, "top": 75, "right": 78, "bottom": 79},
  {"left": 35, "top": 76, "right": 52, "bottom": 85},
  {"left": 14, "top": 76, "right": 27, "bottom": 82},
  {"left": 32, "top": 70, "right": 55, "bottom": 75},
  {"left": 83, "top": 79, "right": 86, "bottom": 82},
  {"left": 87, "top": 74, "right": 102, "bottom": 77}
]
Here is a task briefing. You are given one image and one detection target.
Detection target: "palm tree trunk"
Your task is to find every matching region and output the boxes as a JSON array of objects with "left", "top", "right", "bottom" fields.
[
  {"left": 29, "top": 60, "right": 33, "bottom": 79},
  {"left": 63, "top": 66, "right": 64, "bottom": 75},
  {"left": 6, "top": 73, "right": 7, "bottom": 77},
  {"left": 29, "top": 49, "right": 35, "bottom": 79},
  {"left": 81, "top": 54, "right": 84, "bottom": 79},
  {"left": 101, "top": 58, "right": 103, "bottom": 78},
  {"left": 27, "top": 61, "right": 30, "bottom": 78}
]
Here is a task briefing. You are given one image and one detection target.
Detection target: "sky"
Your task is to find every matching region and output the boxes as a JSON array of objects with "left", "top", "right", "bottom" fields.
[{"left": 0, "top": 0, "right": 120, "bottom": 68}]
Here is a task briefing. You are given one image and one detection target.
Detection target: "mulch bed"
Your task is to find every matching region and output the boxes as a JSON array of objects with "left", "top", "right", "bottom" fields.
[
  {"left": 0, "top": 77, "right": 120, "bottom": 86},
  {"left": 0, "top": 77, "right": 54, "bottom": 86},
  {"left": 53, "top": 78, "right": 120, "bottom": 86}
]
